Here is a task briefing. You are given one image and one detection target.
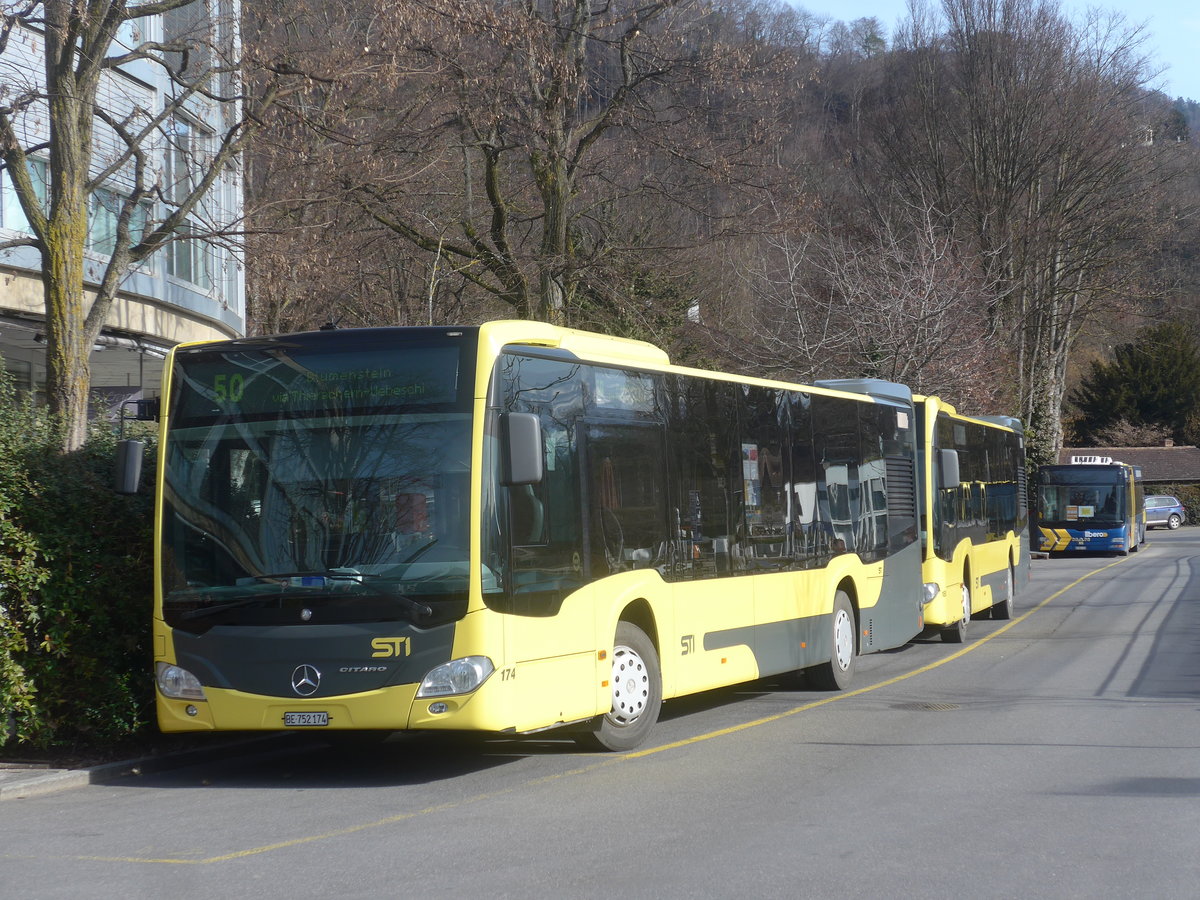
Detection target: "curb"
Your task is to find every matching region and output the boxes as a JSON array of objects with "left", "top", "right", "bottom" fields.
[{"left": 0, "top": 765, "right": 97, "bottom": 801}]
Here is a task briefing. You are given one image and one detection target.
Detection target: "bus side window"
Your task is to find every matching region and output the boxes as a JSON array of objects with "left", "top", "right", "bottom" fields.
[
  {"left": 495, "top": 351, "right": 586, "bottom": 604},
  {"left": 811, "top": 393, "right": 860, "bottom": 559},
  {"left": 586, "top": 424, "right": 668, "bottom": 574}
]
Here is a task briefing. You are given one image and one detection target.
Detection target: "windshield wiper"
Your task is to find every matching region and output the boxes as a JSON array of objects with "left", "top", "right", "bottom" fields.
[
  {"left": 390, "top": 593, "right": 434, "bottom": 621},
  {"left": 237, "top": 569, "right": 382, "bottom": 584},
  {"left": 179, "top": 594, "right": 285, "bottom": 620}
]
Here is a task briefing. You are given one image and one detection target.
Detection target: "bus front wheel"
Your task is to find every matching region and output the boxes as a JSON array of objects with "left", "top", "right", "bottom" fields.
[
  {"left": 942, "top": 582, "right": 970, "bottom": 643},
  {"left": 808, "top": 590, "right": 857, "bottom": 691},
  {"left": 990, "top": 565, "right": 1014, "bottom": 620},
  {"left": 577, "top": 622, "right": 661, "bottom": 752}
]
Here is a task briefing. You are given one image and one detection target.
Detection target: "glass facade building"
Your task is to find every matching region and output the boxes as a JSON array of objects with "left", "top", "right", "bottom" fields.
[{"left": 0, "top": 5, "right": 245, "bottom": 409}]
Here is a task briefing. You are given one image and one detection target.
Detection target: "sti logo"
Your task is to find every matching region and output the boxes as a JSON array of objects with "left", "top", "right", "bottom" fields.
[{"left": 371, "top": 637, "right": 412, "bottom": 659}]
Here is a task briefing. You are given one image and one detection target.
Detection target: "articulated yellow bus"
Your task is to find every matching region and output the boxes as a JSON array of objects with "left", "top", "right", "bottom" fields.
[
  {"left": 913, "top": 396, "right": 1031, "bottom": 642},
  {"left": 151, "top": 321, "right": 931, "bottom": 750}
]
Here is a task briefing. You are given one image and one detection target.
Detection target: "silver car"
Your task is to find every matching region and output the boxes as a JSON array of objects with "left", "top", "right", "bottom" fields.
[{"left": 1145, "top": 495, "right": 1186, "bottom": 529}]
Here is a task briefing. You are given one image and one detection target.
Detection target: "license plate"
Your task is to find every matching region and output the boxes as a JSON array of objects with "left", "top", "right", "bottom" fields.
[{"left": 284, "top": 711, "right": 329, "bottom": 727}]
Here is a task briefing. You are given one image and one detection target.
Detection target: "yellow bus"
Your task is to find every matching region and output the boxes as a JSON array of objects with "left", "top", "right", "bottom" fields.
[
  {"left": 913, "top": 396, "right": 1031, "bottom": 642},
  {"left": 151, "top": 321, "right": 927, "bottom": 750}
]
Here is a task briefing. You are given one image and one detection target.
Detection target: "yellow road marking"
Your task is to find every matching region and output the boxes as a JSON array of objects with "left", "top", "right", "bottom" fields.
[{"left": 57, "top": 558, "right": 1128, "bottom": 866}]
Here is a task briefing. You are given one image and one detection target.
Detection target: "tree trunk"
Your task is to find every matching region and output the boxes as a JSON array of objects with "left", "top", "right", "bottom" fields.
[
  {"left": 44, "top": 25, "right": 98, "bottom": 453},
  {"left": 537, "top": 153, "right": 571, "bottom": 326},
  {"left": 42, "top": 235, "right": 92, "bottom": 453}
]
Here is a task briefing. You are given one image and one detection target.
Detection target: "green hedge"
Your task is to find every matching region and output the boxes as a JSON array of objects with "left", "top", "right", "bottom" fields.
[{"left": 0, "top": 374, "right": 157, "bottom": 750}]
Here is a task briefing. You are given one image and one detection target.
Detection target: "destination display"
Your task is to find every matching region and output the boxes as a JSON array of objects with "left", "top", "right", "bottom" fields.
[{"left": 170, "top": 343, "right": 463, "bottom": 425}]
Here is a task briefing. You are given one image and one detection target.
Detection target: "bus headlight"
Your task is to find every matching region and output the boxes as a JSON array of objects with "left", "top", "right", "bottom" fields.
[
  {"left": 923, "top": 582, "right": 940, "bottom": 605},
  {"left": 417, "top": 657, "right": 495, "bottom": 698},
  {"left": 156, "top": 662, "right": 207, "bottom": 701}
]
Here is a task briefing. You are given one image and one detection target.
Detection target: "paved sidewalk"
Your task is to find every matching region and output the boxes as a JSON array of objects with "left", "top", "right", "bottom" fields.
[
  {"left": 0, "top": 736, "right": 293, "bottom": 801},
  {"left": 0, "top": 758, "right": 126, "bottom": 801}
]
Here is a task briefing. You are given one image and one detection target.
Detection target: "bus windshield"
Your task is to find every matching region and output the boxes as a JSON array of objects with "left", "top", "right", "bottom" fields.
[
  {"left": 160, "top": 335, "right": 478, "bottom": 632},
  {"left": 1037, "top": 466, "right": 1127, "bottom": 526}
]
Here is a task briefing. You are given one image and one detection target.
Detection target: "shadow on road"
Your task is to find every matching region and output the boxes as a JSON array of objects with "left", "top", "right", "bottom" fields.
[{"left": 117, "top": 668, "right": 891, "bottom": 792}]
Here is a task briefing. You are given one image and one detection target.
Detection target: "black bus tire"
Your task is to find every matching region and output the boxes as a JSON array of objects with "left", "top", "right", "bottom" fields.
[
  {"left": 991, "top": 564, "right": 1014, "bottom": 620},
  {"left": 577, "top": 622, "right": 661, "bottom": 752},
  {"left": 808, "top": 590, "right": 857, "bottom": 691},
  {"left": 941, "top": 581, "right": 970, "bottom": 643}
]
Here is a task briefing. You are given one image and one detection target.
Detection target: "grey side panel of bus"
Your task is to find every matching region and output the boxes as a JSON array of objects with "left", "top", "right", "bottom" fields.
[
  {"left": 1015, "top": 530, "right": 1032, "bottom": 592},
  {"left": 980, "top": 528, "right": 1031, "bottom": 596},
  {"left": 860, "top": 539, "right": 923, "bottom": 649},
  {"left": 704, "top": 539, "right": 924, "bottom": 677},
  {"left": 741, "top": 617, "right": 822, "bottom": 675},
  {"left": 980, "top": 567, "right": 1009, "bottom": 599}
]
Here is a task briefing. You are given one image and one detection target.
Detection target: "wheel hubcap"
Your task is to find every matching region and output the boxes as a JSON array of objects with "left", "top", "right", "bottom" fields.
[
  {"left": 961, "top": 584, "right": 971, "bottom": 625},
  {"left": 833, "top": 608, "right": 854, "bottom": 671},
  {"left": 609, "top": 645, "right": 649, "bottom": 725}
]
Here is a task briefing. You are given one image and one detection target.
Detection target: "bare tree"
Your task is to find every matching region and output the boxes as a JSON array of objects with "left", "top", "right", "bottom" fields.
[
  {"left": 0, "top": 1, "right": 298, "bottom": 450},
  {"left": 245, "top": 0, "right": 811, "bottom": 336},
  {"left": 731, "top": 198, "right": 1006, "bottom": 410},
  {"left": 857, "top": 0, "right": 1173, "bottom": 461},
  {"left": 241, "top": 0, "right": 450, "bottom": 333},
  {"left": 1088, "top": 419, "right": 1172, "bottom": 448}
]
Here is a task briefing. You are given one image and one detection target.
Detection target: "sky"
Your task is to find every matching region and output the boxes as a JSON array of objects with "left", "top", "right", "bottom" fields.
[{"left": 803, "top": 0, "right": 1200, "bottom": 101}]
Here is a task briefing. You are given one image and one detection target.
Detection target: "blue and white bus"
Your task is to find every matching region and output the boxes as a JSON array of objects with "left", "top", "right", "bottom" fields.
[{"left": 1035, "top": 457, "right": 1145, "bottom": 555}]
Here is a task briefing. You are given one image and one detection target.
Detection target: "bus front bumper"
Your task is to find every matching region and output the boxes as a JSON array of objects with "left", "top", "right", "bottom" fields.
[{"left": 156, "top": 681, "right": 516, "bottom": 734}]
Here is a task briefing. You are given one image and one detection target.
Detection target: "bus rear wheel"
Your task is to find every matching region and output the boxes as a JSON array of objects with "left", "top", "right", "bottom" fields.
[
  {"left": 808, "top": 590, "right": 857, "bottom": 691},
  {"left": 577, "top": 622, "right": 661, "bottom": 752}
]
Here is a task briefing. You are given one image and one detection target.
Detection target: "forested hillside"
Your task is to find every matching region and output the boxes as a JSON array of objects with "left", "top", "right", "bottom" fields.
[
  {"left": 1175, "top": 98, "right": 1200, "bottom": 139},
  {"left": 242, "top": 0, "right": 1200, "bottom": 463}
]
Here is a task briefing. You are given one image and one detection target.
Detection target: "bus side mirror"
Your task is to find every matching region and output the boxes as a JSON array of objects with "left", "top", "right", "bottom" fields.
[
  {"left": 115, "top": 439, "right": 146, "bottom": 494},
  {"left": 940, "top": 449, "right": 961, "bottom": 490},
  {"left": 114, "top": 396, "right": 159, "bottom": 494},
  {"left": 133, "top": 397, "right": 161, "bottom": 421},
  {"left": 501, "top": 412, "right": 544, "bottom": 486}
]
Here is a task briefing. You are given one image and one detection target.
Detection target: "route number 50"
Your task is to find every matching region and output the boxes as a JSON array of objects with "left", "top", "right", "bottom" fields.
[{"left": 213, "top": 373, "right": 244, "bottom": 403}]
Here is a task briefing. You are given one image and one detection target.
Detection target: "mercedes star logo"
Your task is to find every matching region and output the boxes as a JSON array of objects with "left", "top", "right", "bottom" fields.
[{"left": 291, "top": 664, "right": 321, "bottom": 696}]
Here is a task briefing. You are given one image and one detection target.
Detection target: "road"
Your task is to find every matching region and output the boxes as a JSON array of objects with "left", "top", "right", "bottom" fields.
[{"left": 3, "top": 532, "right": 1199, "bottom": 899}]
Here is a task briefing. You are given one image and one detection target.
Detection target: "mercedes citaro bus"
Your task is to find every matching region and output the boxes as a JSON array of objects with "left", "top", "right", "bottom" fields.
[{"left": 145, "top": 321, "right": 1002, "bottom": 750}]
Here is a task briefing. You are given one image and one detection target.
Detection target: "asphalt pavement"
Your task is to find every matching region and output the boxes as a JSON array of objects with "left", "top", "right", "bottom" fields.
[{"left": 0, "top": 545, "right": 1162, "bottom": 803}]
